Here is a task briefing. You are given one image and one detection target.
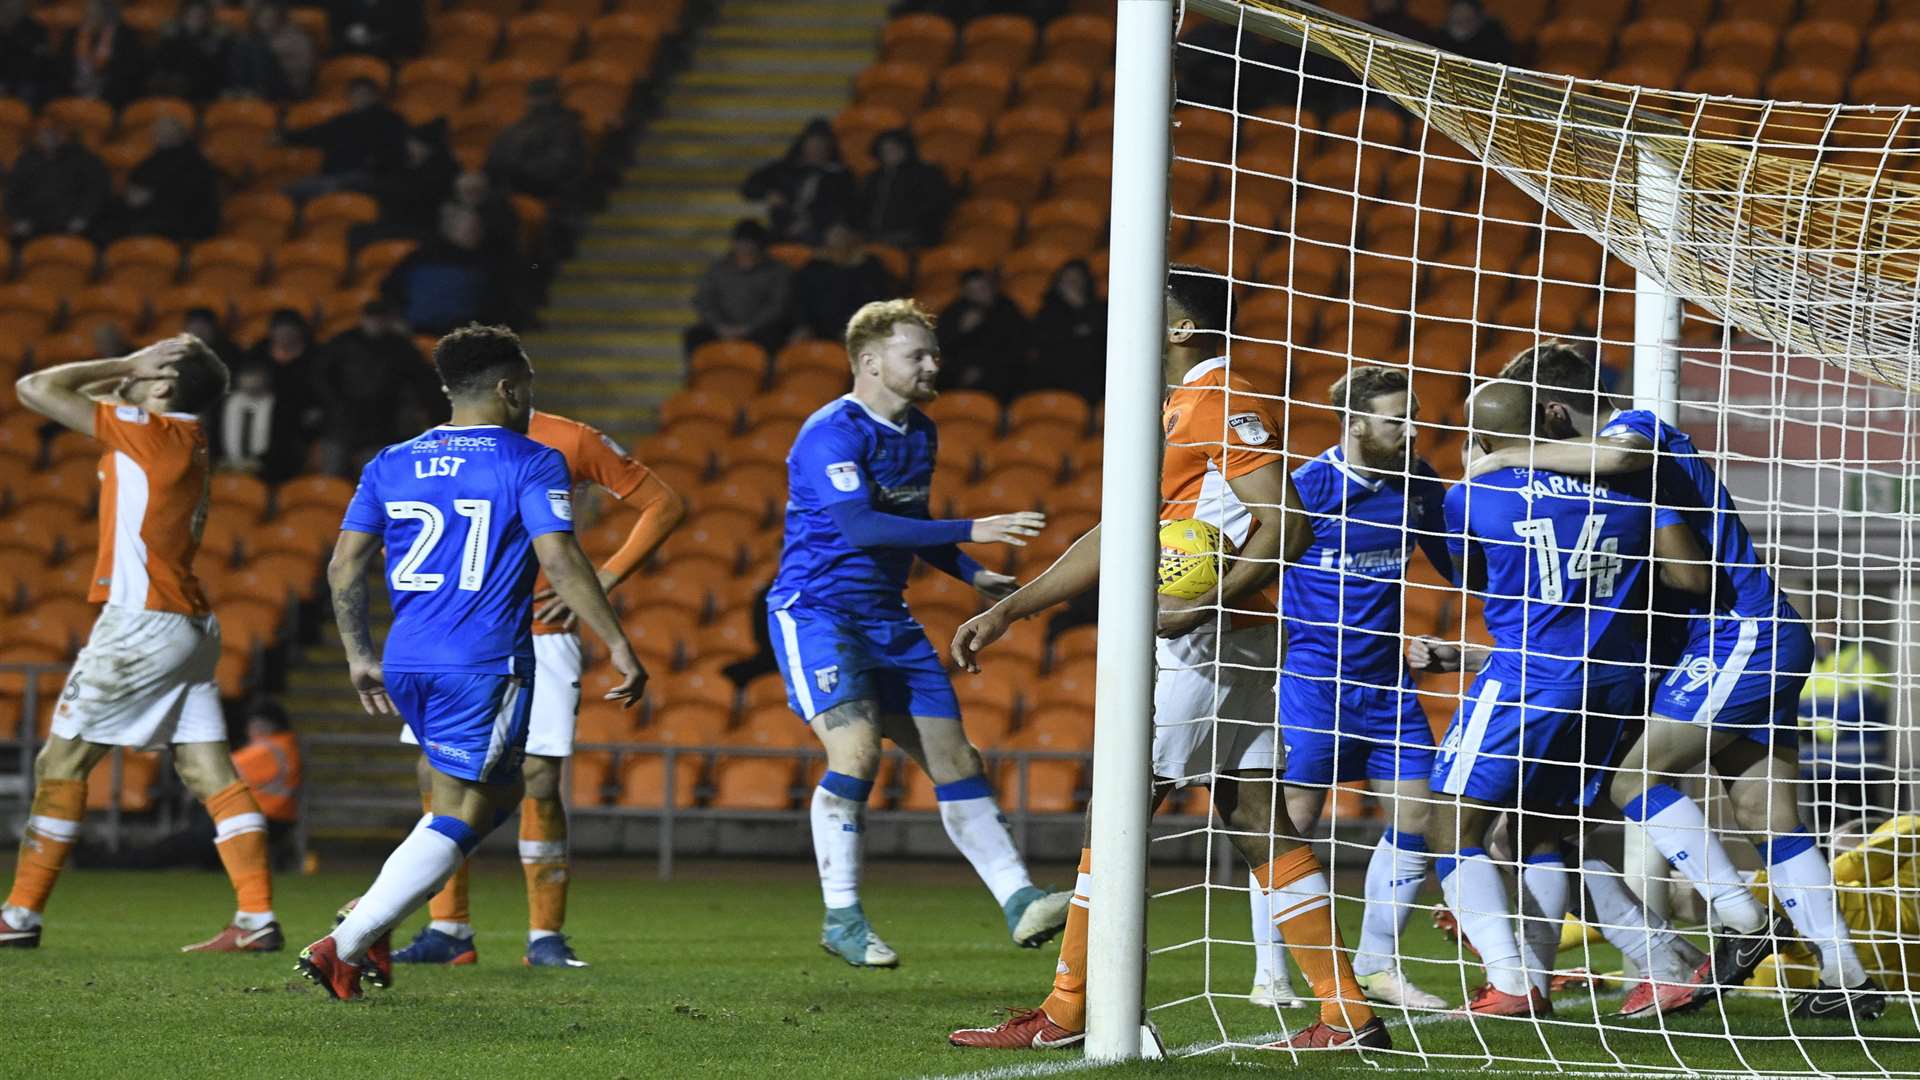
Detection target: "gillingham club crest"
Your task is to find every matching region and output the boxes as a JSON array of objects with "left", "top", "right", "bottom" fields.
[{"left": 814, "top": 665, "right": 840, "bottom": 694}]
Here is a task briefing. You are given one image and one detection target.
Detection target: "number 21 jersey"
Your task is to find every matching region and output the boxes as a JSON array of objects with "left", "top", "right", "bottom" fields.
[{"left": 341, "top": 424, "right": 576, "bottom": 675}]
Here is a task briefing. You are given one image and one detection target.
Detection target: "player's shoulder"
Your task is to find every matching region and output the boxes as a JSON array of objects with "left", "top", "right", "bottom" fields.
[
  {"left": 794, "top": 396, "right": 872, "bottom": 446},
  {"left": 105, "top": 404, "right": 202, "bottom": 442},
  {"left": 1598, "top": 407, "right": 1671, "bottom": 445},
  {"left": 526, "top": 409, "right": 588, "bottom": 450},
  {"left": 1290, "top": 447, "right": 1340, "bottom": 496}
]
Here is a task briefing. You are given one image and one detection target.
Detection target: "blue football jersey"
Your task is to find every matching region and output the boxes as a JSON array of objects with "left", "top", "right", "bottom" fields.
[
  {"left": 772, "top": 395, "right": 956, "bottom": 616},
  {"left": 341, "top": 424, "right": 575, "bottom": 674},
  {"left": 1284, "top": 447, "right": 1453, "bottom": 682},
  {"left": 1600, "top": 409, "right": 1780, "bottom": 619},
  {"left": 1445, "top": 467, "right": 1683, "bottom": 686}
]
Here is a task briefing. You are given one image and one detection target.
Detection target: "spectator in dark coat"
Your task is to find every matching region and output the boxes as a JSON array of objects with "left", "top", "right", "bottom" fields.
[
  {"left": 855, "top": 129, "right": 953, "bottom": 249},
  {"left": 59, "top": 0, "right": 146, "bottom": 106},
  {"left": 936, "top": 270, "right": 1027, "bottom": 402},
  {"left": 4, "top": 124, "right": 110, "bottom": 239},
  {"left": 1024, "top": 259, "right": 1106, "bottom": 402},
  {"left": 742, "top": 118, "right": 855, "bottom": 246},
  {"left": 327, "top": 0, "right": 425, "bottom": 61},
  {"left": 382, "top": 207, "right": 505, "bottom": 335},
  {"left": 793, "top": 222, "right": 893, "bottom": 341},
  {"left": 226, "top": 2, "right": 313, "bottom": 101},
  {"left": 239, "top": 308, "right": 327, "bottom": 478},
  {"left": 485, "top": 78, "right": 588, "bottom": 211},
  {"left": 212, "top": 363, "right": 307, "bottom": 480},
  {"left": 364, "top": 118, "right": 457, "bottom": 239},
  {"left": 146, "top": 0, "right": 233, "bottom": 103},
  {"left": 282, "top": 76, "right": 410, "bottom": 198},
  {"left": 685, "top": 218, "right": 794, "bottom": 356},
  {"left": 0, "top": 0, "right": 52, "bottom": 105},
  {"left": 315, "top": 299, "right": 442, "bottom": 469},
  {"left": 452, "top": 169, "right": 520, "bottom": 263},
  {"left": 120, "top": 116, "right": 220, "bottom": 241},
  {"left": 184, "top": 306, "right": 241, "bottom": 369},
  {"left": 1436, "top": 0, "right": 1513, "bottom": 64}
]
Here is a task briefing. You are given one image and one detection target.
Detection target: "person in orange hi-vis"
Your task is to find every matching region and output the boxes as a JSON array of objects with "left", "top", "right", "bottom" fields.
[
  {"left": 1, "top": 335, "right": 283, "bottom": 955},
  {"left": 944, "top": 266, "right": 1390, "bottom": 1053},
  {"left": 390, "top": 409, "right": 684, "bottom": 969},
  {"left": 231, "top": 700, "right": 303, "bottom": 871}
]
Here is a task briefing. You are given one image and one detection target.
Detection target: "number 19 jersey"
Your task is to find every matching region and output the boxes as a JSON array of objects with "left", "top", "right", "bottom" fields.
[{"left": 341, "top": 424, "right": 576, "bottom": 675}]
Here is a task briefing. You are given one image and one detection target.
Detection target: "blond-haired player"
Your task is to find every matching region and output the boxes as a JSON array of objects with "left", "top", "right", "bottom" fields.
[
  {"left": 1, "top": 336, "right": 280, "bottom": 953},
  {"left": 947, "top": 267, "right": 1389, "bottom": 1052},
  {"left": 392, "top": 410, "right": 684, "bottom": 968}
]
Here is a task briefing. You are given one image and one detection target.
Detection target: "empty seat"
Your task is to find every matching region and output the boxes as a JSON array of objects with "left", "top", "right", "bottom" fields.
[
  {"left": 1782, "top": 19, "right": 1862, "bottom": 73},
  {"left": 428, "top": 10, "right": 502, "bottom": 64},
  {"left": 960, "top": 13, "right": 1037, "bottom": 69},
  {"left": 934, "top": 61, "right": 1013, "bottom": 119},
  {"left": 881, "top": 14, "right": 955, "bottom": 68},
  {"left": 302, "top": 192, "right": 379, "bottom": 241},
  {"left": 855, "top": 61, "right": 932, "bottom": 109},
  {"left": 584, "top": 14, "right": 659, "bottom": 69},
  {"left": 1044, "top": 13, "right": 1115, "bottom": 69},
  {"left": 19, "top": 236, "right": 96, "bottom": 292},
  {"left": 396, "top": 57, "right": 473, "bottom": 117},
  {"left": 505, "top": 11, "right": 582, "bottom": 67}
]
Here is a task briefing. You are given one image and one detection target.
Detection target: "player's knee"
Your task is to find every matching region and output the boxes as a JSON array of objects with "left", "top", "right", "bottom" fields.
[
  {"left": 522, "top": 754, "right": 562, "bottom": 800},
  {"left": 1610, "top": 771, "right": 1647, "bottom": 812},
  {"left": 33, "top": 740, "right": 89, "bottom": 782}
]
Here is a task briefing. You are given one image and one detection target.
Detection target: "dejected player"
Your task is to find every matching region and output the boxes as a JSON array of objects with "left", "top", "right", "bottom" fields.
[
  {"left": 297, "top": 325, "right": 645, "bottom": 1000},
  {"left": 393, "top": 409, "right": 684, "bottom": 970}
]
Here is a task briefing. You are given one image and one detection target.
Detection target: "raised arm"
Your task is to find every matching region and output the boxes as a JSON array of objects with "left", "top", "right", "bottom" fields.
[
  {"left": 15, "top": 335, "right": 194, "bottom": 436},
  {"left": 1652, "top": 519, "right": 1713, "bottom": 595},
  {"left": 532, "top": 531, "right": 646, "bottom": 707},
  {"left": 1467, "top": 430, "right": 1656, "bottom": 480},
  {"left": 1158, "top": 460, "right": 1307, "bottom": 638},
  {"left": 328, "top": 529, "right": 392, "bottom": 717},
  {"left": 951, "top": 523, "right": 1102, "bottom": 673}
]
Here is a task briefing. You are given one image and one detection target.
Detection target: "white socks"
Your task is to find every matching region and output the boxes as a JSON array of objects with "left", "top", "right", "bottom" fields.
[
  {"left": 1518, "top": 854, "right": 1571, "bottom": 998},
  {"left": 1766, "top": 830, "right": 1866, "bottom": 987},
  {"left": 1354, "top": 829, "right": 1429, "bottom": 978},
  {"left": 1581, "top": 857, "right": 1695, "bottom": 983},
  {"left": 935, "top": 776, "right": 1033, "bottom": 907},
  {"left": 1250, "top": 871, "right": 1284, "bottom": 985},
  {"left": 334, "top": 816, "right": 475, "bottom": 962},
  {"left": 811, "top": 773, "right": 871, "bottom": 910},
  {"left": 1624, "top": 785, "right": 1768, "bottom": 934},
  {"left": 2, "top": 904, "right": 40, "bottom": 930},
  {"left": 430, "top": 920, "right": 475, "bottom": 940},
  {"left": 234, "top": 910, "right": 276, "bottom": 931},
  {"left": 1440, "top": 848, "right": 1529, "bottom": 996}
]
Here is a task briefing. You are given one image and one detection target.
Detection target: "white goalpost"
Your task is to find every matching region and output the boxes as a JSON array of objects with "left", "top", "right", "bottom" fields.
[{"left": 1085, "top": 0, "right": 1920, "bottom": 1068}]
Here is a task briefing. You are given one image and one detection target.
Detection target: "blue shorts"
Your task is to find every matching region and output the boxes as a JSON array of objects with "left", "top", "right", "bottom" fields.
[
  {"left": 1651, "top": 608, "right": 1814, "bottom": 745},
  {"left": 1432, "top": 666, "right": 1643, "bottom": 809},
  {"left": 1279, "top": 673, "right": 1435, "bottom": 786},
  {"left": 387, "top": 671, "right": 533, "bottom": 783},
  {"left": 768, "top": 603, "right": 959, "bottom": 722}
]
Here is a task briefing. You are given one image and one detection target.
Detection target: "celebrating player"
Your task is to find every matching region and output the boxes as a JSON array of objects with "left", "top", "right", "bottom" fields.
[
  {"left": 947, "top": 267, "right": 1389, "bottom": 1052},
  {"left": 393, "top": 410, "right": 684, "bottom": 970},
  {"left": 0, "top": 336, "right": 281, "bottom": 953},
  {"left": 1476, "top": 344, "right": 1883, "bottom": 1020},
  {"left": 770, "top": 298, "right": 1069, "bottom": 969},
  {"left": 297, "top": 325, "right": 645, "bottom": 1000},
  {"left": 1418, "top": 380, "right": 1711, "bottom": 1018},
  {"left": 1249, "top": 365, "right": 1454, "bottom": 1011}
]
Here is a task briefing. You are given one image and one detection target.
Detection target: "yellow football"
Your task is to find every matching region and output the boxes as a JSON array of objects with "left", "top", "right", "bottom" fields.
[{"left": 1157, "top": 518, "right": 1227, "bottom": 600}]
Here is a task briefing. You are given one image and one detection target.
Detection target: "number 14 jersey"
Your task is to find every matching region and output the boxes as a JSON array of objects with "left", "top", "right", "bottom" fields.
[{"left": 341, "top": 423, "right": 576, "bottom": 675}]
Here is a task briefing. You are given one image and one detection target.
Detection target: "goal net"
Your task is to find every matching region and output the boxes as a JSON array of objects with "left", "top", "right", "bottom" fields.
[{"left": 1124, "top": 0, "right": 1920, "bottom": 1070}]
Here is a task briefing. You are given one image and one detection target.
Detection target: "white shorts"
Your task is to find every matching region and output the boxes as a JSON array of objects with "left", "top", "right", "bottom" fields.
[
  {"left": 1152, "top": 622, "right": 1279, "bottom": 786},
  {"left": 398, "top": 632, "right": 583, "bottom": 758},
  {"left": 51, "top": 604, "right": 225, "bottom": 749}
]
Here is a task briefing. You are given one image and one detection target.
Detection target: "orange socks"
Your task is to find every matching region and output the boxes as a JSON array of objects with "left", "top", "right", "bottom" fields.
[
  {"left": 1039, "top": 847, "right": 1094, "bottom": 1031},
  {"left": 5, "top": 779, "right": 85, "bottom": 922},
  {"left": 1255, "top": 846, "right": 1375, "bottom": 1030},
  {"left": 205, "top": 782, "right": 273, "bottom": 919},
  {"left": 520, "top": 798, "right": 569, "bottom": 934}
]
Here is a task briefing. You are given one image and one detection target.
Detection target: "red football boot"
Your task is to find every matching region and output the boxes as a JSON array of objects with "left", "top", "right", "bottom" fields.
[
  {"left": 182, "top": 922, "right": 284, "bottom": 953},
  {"left": 948, "top": 1008, "right": 1085, "bottom": 1050},
  {"left": 1457, "top": 983, "right": 1551, "bottom": 1018},
  {"left": 1270, "top": 1017, "right": 1393, "bottom": 1050},
  {"left": 296, "top": 936, "right": 364, "bottom": 1001},
  {"left": 1619, "top": 978, "right": 1698, "bottom": 1019}
]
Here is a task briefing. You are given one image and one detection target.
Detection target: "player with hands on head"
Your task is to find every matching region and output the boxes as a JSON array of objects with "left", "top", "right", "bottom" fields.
[
  {"left": 297, "top": 325, "right": 643, "bottom": 1001},
  {"left": 769, "top": 298, "right": 1067, "bottom": 971}
]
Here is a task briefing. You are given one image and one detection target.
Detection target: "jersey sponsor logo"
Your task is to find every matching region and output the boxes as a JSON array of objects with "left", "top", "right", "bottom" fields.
[
  {"left": 876, "top": 484, "right": 929, "bottom": 509},
  {"left": 826, "top": 461, "right": 861, "bottom": 493},
  {"left": 411, "top": 433, "right": 498, "bottom": 452},
  {"left": 415, "top": 456, "right": 466, "bottom": 478},
  {"left": 814, "top": 664, "right": 839, "bottom": 694},
  {"left": 1227, "top": 412, "right": 1271, "bottom": 445},
  {"left": 114, "top": 405, "right": 148, "bottom": 424},
  {"left": 1316, "top": 546, "right": 1409, "bottom": 574},
  {"left": 547, "top": 488, "right": 573, "bottom": 521},
  {"left": 427, "top": 740, "right": 472, "bottom": 762}
]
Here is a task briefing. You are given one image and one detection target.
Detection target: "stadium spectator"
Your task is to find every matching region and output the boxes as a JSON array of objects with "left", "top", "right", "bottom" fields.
[
  {"left": 90, "top": 322, "right": 131, "bottom": 360},
  {"left": 854, "top": 129, "right": 952, "bottom": 249},
  {"left": 743, "top": 118, "right": 855, "bottom": 246},
  {"left": 230, "top": 701, "right": 304, "bottom": 872},
  {"left": 451, "top": 168, "right": 521, "bottom": 264},
  {"left": 240, "top": 308, "right": 328, "bottom": 476},
  {"left": 1365, "top": 0, "right": 1432, "bottom": 42},
  {"left": 1024, "top": 259, "right": 1106, "bottom": 401},
  {"left": 793, "top": 222, "right": 894, "bottom": 342},
  {"left": 0, "top": 0, "right": 52, "bottom": 105},
  {"left": 58, "top": 0, "right": 147, "bottom": 106},
  {"left": 366, "top": 118, "right": 459, "bottom": 241},
  {"left": 227, "top": 1, "right": 313, "bottom": 101},
  {"left": 281, "top": 75, "right": 410, "bottom": 199},
  {"left": 185, "top": 306, "right": 242, "bottom": 369},
  {"left": 212, "top": 362, "right": 306, "bottom": 479},
  {"left": 314, "top": 299, "right": 444, "bottom": 469},
  {"left": 936, "top": 269, "right": 1027, "bottom": 401},
  {"left": 1434, "top": 0, "right": 1512, "bottom": 64},
  {"left": 4, "top": 123, "right": 110, "bottom": 239},
  {"left": 484, "top": 78, "right": 589, "bottom": 213},
  {"left": 147, "top": 0, "right": 235, "bottom": 103},
  {"left": 382, "top": 206, "right": 504, "bottom": 335},
  {"left": 119, "top": 115, "right": 221, "bottom": 242},
  {"left": 684, "top": 218, "right": 794, "bottom": 356},
  {"left": 326, "top": 0, "right": 425, "bottom": 62}
]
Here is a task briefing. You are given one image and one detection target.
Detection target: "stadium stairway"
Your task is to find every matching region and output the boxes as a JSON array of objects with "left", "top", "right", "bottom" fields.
[{"left": 521, "top": 0, "right": 890, "bottom": 441}]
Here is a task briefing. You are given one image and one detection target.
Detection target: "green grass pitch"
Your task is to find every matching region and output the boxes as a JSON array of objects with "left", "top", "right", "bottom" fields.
[{"left": 6, "top": 857, "right": 1917, "bottom": 1079}]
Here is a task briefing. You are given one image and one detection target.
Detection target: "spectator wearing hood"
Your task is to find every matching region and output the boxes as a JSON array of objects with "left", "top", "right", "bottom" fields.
[
  {"left": 383, "top": 206, "right": 505, "bottom": 335},
  {"left": 936, "top": 269, "right": 1027, "bottom": 402},
  {"left": 685, "top": 218, "right": 795, "bottom": 356},
  {"left": 742, "top": 118, "right": 855, "bottom": 246},
  {"left": 0, "top": 0, "right": 52, "bottom": 105},
  {"left": 485, "top": 77, "right": 589, "bottom": 212},
  {"left": 855, "top": 128, "right": 953, "bottom": 248},
  {"left": 4, "top": 123, "right": 110, "bottom": 239},
  {"left": 1434, "top": 0, "right": 1512, "bottom": 64},
  {"left": 1024, "top": 259, "right": 1106, "bottom": 401},
  {"left": 282, "top": 75, "right": 411, "bottom": 198},
  {"left": 239, "top": 308, "right": 328, "bottom": 478},
  {"left": 227, "top": 1, "right": 313, "bottom": 101},
  {"left": 59, "top": 0, "right": 146, "bottom": 106},
  {"left": 793, "top": 221, "right": 894, "bottom": 341},
  {"left": 147, "top": 0, "right": 232, "bottom": 102},
  {"left": 367, "top": 118, "right": 459, "bottom": 239},
  {"left": 316, "top": 300, "right": 444, "bottom": 469},
  {"left": 120, "top": 115, "right": 221, "bottom": 241}
]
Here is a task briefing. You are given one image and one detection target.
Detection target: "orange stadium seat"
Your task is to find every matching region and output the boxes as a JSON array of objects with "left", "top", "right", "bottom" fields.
[
  {"left": 571, "top": 751, "right": 615, "bottom": 806},
  {"left": 428, "top": 10, "right": 502, "bottom": 64},
  {"left": 316, "top": 54, "right": 392, "bottom": 97},
  {"left": 1533, "top": 17, "right": 1610, "bottom": 77},
  {"left": 584, "top": 14, "right": 660, "bottom": 70},
  {"left": 216, "top": 597, "right": 285, "bottom": 650},
  {"left": 235, "top": 286, "right": 315, "bottom": 326},
  {"left": 276, "top": 474, "right": 356, "bottom": 514},
  {"left": 560, "top": 60, "right": 635, "bottom": 131},
  {"left": 961, "top": 14, "right": 1037, "bottom": 69},
  {"left": 577, "top": 699, "right": 639, "bottom": 746},
  {"left": 0, "top": 283, "right": 60, "bottom": 342},
  {"left": 1075, "top": 103, "right": 1114, "bottom": 156},
  {"left": 1765, "top": 66, "right": 1845, "bottom": 105},
  {"left": 1615, "top": 17, "right": 1696, "bottom": 74},
  {"left": 617, "top": 748, "right": 702, "bottom": 809},
  {"left": 935, "top": 61, "right": 1013, "bottom": 118},
  {"left": 1048, "top": 150, "right": 1110, "bottom": 204},
  {"left": 44, "top": 97, "right": 114, "bottom": 148},
  {"left": 1782, "top": 19, "right": 1862, "bottom": 73},
  {"left": 1850, "top": 68, "right": 1920, "bottom": 108},
  {"left": 1700, "top": 19, "right": 1778, "bottom": 70},
  {"left": 0, "top": 97, "right": 29, "bottom": 159},
  {"left": 963, "top": 150, "right": 1047, "bottom": 207},
  {"left": 272, "top": 238, "right": 348, "bottom": 293},
  {"left": 19, "top": 236, "right": 96, "bottom": 292},
  {"left": 1170, "top": 105, "right": 1233, "bottom": 166},
  {"left": 910, "top": 107, "right": 988, "bottom": 177},
  {"left": 101, "top": 236, "right": 181, "bottom": 291},
  {"left": 67, "top": 285, "right": 145, "bottom": 338},
  {"left": 709, "top": 755, "right": 798, "bottom": 811},
  {"left": 302, "top": 192, "right": 380, "bottom": 241},
  {"left": 188, "top": 238, "right": 266, "bottom": 292},
  {"left": 992, "top": 106, "right": 1073, "bottom": 164},
  {"left": 505, "top": 12, "right": 582, "bottom": 68},
  {"left": 86, "top": 750, "right": 161, "bottom": 813},
  {"left": 689, "top": 340, "right": 768, "bottom": 380},
  {"left": 1043, "top": 13, "right": 1114, "bottom": 69},
  {"left": 855, "top": 61, "right": 931, "bottom": 109},
  {"left": 396, "top": 57, "right": 473, "bottom": 117},
  {"left": 881, "top": 14, "right": 956, "bottom": 68}
]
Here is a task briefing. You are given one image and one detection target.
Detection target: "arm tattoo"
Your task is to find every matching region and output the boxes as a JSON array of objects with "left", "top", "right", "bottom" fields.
[{"left": 333, "top": 572, "right": 376, "bottom": 664}]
